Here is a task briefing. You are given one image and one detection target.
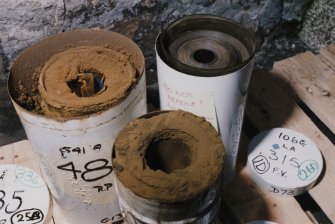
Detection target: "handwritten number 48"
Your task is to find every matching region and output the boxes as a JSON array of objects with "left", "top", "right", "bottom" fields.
[{"left": 57, "top": 159, "right": 113, "bottom": 182}]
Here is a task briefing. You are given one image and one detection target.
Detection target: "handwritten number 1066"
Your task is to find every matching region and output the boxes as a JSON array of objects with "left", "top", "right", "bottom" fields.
[{"left": 57, "top": 159, "right": 113, "bottom": 182}]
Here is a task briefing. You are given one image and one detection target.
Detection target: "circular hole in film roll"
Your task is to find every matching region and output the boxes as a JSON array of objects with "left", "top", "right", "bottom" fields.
[
  {"left": 193, "top": 49, "right": 216, "bottom": 64},
  {"left": 67, "top": 71, "right": 105, "bottom": 97}
]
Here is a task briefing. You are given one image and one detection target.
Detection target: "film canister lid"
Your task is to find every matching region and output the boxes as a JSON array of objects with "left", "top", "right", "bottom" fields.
[
  {"left": 247, "top": 128, "right": 323, "bottom": 196},
  {"left": 0, "top": 164, "right": 51, "bottom": 223}
]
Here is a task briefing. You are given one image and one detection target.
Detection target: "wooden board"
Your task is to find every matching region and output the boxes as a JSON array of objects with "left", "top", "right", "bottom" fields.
[
  {"left": 223, "top": 168, "right": 312, "bottom": 224},
  {"left": 273, "top": 50, "right": 335, "bottom": 135}
]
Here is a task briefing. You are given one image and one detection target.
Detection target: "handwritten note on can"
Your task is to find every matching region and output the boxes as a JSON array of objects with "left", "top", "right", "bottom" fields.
[
  {"left": 162, "top": 82, "right": 218, "bottom": 130},
  {"left": 0, "top": 164, "right": 50, "bottom": 224},
  {"left": 247, "top": 128, "right": 323, "bottom": 196}
]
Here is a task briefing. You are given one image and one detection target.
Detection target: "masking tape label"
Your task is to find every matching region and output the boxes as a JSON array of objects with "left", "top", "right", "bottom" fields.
[{"left": 162, "top": 82, "right": 218, "bottom": 130}]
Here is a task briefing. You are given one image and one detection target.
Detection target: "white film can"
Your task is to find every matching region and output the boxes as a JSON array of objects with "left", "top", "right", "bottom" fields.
[{"left": 156, "top": 15, "right": 256, "bottom": 184}]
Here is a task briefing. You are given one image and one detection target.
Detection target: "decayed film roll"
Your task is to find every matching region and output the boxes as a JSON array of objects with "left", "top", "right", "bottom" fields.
[
  {"left": 156, "top": 15, "right": 256, "bottom": 184},
  {"left": 8, "top": 29, "right": 147, "bottom": 223},
  {"left": 112, "top": 110, "right": 224, "bottom": 223}
]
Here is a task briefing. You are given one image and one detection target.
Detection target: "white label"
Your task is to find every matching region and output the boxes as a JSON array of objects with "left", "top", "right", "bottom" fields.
[
  {"left": 55, "top": 143, "right": 115, "bottom": 204},
  {"left": 0, "top": 165, "right": 50, "bottom": 224},
  {"left": 162, "top": 82, "right": 218, "bottom": 130},
  {"left": 247, "top": 128, "right": 323, "bottom": 196}
]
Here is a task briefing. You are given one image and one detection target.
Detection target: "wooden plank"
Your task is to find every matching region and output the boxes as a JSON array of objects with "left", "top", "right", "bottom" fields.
[
  {"left": 272, "top": 48, "right": 335, "bottom": 135},
  {"left": 223, "top": 133, "right": 312, "bottom": 224},
  {"left": 0, "top": 140, "right": 39, "bottom": 172},
  {"left": 223, "top": 168, "right": 312, "bottom": 224},
  {"left": 245, "top": 70, "right": 335, "bottom": 222},
  {"left": 318, "top": 45, "right": 335, "bottom": 69}
]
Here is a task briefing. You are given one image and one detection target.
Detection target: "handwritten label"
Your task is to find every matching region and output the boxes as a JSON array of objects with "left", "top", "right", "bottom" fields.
[
  {"left": 0, "top": 165, "right": 49, "bottom": 224},
  {"left": 59, "top": 144, "right": 101, "bottom": 159},
  {"left": 11, "top": 208, "right": 44, "bottom": 224},
  {"left": 57, "top": 143, "right": 115, "bottom": 199},
  {"left": 247, "top": 128, "right": 323, "bottom": 196},
  {"left": 15, "top": 167, "right": 45, "bottom": 188},
  {"left": 163, "top": 83, "right": 218, "bottom": 130},
  {"left": 101, "top": 213, "right": 124, "bottom": 224},
  {"left": 298, "top": 160, "right": 319, "bottom": 181},
  {"left": 268, "top": 186, "right": 295, "bottom": 196}
]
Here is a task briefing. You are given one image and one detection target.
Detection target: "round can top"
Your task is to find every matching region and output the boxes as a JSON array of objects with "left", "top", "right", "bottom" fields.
[
  {"left": 0, "top": 164, "right": 50, "bottom": 223},
  {"left": 247, "top": 128, "right": 323, "bottom": 196}
]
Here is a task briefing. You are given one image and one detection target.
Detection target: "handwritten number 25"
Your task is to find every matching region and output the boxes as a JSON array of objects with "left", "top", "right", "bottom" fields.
[{"left": 0, "top": 190, "right": 24, "bottom": 214}]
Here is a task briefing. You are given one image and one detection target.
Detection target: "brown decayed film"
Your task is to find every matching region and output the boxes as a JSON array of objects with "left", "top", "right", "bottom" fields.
[
  {"left": 9, "top": 29, "right": 144, "bottom": 120},
  {"left": 113, "top": 110, "right": 225, "bottom": 203}
]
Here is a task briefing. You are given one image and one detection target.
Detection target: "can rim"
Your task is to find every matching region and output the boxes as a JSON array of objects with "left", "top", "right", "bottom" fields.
[
  {"left": 156, "top": 14, "right": 256, "bottom": 77},
  {"left": 7, "top": 29, "right": 145, "bottom": 120}
]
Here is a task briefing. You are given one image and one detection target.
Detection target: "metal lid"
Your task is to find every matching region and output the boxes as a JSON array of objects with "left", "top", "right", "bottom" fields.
[{"left": 247, "top": 128, "right": 323, "bottom": 196}]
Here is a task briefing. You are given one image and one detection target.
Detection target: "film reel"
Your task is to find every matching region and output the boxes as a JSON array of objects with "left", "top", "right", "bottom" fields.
[{"left": 168, "top": 30, "right": 250, "bottom": 69}]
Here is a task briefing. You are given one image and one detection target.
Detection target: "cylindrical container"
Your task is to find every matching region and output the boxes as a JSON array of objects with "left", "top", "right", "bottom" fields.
[
  {"left": 112, "top": 110, "right": 225, "bottom": 223},
  {"left": 156, "top": 15, "right": 256, "bottom": 184},
  {"left": 8, "top": 29, "right": 147, "bottom": 223}
]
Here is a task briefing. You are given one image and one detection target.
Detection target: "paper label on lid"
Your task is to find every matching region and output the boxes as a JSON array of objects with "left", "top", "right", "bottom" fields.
[
  {"left": 0, "top": 165, "right": 50, "bottom": 224},
  {"left": 247, "top": 128, "right": 323, "bottom": 196},
  {"left": 162, "top": 82, "right": 218, "bottom": 130}
]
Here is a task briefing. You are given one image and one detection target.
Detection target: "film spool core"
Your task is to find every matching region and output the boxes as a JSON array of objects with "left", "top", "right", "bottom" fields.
[{"left": 67, "top": 71, "right": 105, "bottom": 97}]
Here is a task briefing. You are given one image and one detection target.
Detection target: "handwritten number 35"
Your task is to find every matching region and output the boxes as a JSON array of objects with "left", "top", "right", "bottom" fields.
[{"left": 0, "top": 190, "right": 24, "bottom": 214}]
